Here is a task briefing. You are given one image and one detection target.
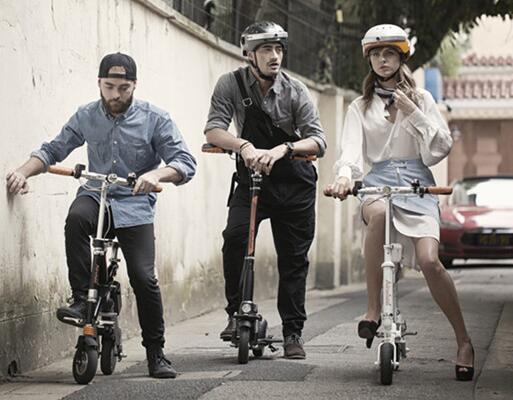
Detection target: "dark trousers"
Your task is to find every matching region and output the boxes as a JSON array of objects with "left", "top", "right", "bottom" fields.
[
  {"left": 222, "top": 184, "right": 315, "bottom": 337},
  {"left": 64, "top": 195, "right": 165, "bottom": 348}
]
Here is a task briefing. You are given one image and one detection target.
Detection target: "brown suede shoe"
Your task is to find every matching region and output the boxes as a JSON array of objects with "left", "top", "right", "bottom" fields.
[{"left": 283, "top": 334, "right": 306, "bottom": 359}]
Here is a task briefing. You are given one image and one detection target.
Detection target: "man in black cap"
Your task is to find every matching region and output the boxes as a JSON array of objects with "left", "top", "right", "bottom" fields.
[{"left": 6, "top": 52, "right": 197, "bottom": 378}]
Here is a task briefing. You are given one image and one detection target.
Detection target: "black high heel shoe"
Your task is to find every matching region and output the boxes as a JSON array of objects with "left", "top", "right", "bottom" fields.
[
  {"left": 455, "top": 343, "right": 475, "bottom": 381},
  {"left": 357, "top": 319, "right": 381, "bottom": 348}
]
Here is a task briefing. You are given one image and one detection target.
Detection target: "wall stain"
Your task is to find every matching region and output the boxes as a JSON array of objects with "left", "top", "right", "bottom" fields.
[{"left": 50, "top": 0, "right": 57, "bottom": 31}]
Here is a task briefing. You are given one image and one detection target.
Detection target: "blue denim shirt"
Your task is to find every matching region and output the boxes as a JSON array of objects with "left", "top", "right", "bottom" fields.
[{"left": 32, "top": 99, "right": 197, "bottom": 228}]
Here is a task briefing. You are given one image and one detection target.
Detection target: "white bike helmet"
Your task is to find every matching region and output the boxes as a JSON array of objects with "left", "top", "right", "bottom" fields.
[
  {"left": 361, "top": 24, "right": 413, "bottom": 58},
  {"left": 240, "top": 21, "right": 288, "bottom": 56}
]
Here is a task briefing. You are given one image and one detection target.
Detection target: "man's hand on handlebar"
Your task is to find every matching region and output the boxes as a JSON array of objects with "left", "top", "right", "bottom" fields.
[
  {"left": 133, "top": 170, "right": 161, "bottom": 194},
  {"left": 239, "top": 142, "right": 260, "bottom": 169},
  {"left": 5, "top": 170, "right": 29, "bottom": 195},
  {"left": 240, "top": 142, "right": 287, "bottom": 175},
  {"left": 204, "top": 142, "right": 316, "bottom": 175},
  {"left": 324, "top": 176, "right": 351, "bottom": 200},
  {"left": 254, "top": 144, "right": 288, "bottom": 175}
]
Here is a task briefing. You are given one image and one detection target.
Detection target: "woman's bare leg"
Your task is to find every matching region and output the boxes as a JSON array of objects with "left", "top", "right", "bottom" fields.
[
  {"left": 414, "top": 237, "right": 473, "bottom": 367},
  {"left": 362, "top": 200, "right": 386, "bottom": 322}
]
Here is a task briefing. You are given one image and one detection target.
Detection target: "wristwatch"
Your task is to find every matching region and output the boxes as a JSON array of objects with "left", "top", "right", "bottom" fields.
[{"left": 284, "top": 142, "right": 295, "bottom": 158}]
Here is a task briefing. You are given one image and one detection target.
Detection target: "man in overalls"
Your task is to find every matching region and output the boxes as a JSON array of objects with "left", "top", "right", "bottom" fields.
[{"left": 204, "top": 21, "right": 326, "bottom": 359}]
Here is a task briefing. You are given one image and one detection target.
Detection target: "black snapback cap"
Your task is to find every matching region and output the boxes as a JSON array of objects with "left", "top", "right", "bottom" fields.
[{"left": 98, "top": 52, "right": 137, "bottom": 81}]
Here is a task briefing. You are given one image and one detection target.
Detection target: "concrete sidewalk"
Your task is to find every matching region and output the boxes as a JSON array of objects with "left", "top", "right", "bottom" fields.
[
  {"left": 0, "top": 283, "right": 366, "bottom": 400},
  {"left": 1, "top": 272, "right": 512, "bottom": 400},
  {"left": 475, "top": 302, "right": 513, "bottom": 400}
]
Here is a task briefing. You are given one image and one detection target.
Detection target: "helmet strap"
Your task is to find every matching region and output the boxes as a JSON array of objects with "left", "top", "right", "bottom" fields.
[{"left": 250, "top": 54, "right": 276, "bottom": 82}]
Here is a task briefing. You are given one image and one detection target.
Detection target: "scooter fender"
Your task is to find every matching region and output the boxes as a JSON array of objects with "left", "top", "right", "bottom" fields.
[
  {"left": 76, "top": 335, "right": 98, "bottom": 350},
  {"left": 237, "top": 319, "right": 252, "bottom": 329}
]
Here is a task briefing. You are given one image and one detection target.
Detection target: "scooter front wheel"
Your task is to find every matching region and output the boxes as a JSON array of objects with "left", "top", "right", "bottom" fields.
[
  {"left": 73, "top": 347, "right": 98, "bottom": 384},
  {"left": 379, "top": 343, "right": 394, "bottom": 385},
  {"left": 394, "top": 343, "right": 401, "bottom": 371},
  {"left": 238, "top": 326, "right": 250, "bottom": 364}
]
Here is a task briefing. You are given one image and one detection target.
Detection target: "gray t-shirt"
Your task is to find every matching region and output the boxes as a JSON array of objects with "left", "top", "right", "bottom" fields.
[{"left": 204, "top": 66, "right": 326, "bottom": 156}]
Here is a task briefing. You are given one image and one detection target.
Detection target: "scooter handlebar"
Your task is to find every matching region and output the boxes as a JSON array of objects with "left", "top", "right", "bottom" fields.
[
  {"left": 323, "top": 182, "right": 453, "bottom": 198},
  {"left": 47, "top": 164, "right": 163, "bottom": 193},
  {"left": 201, "top": 143, "right": 230, "bottom": 154},
  {"left": 201, "top": 143, "right": 317, "bottom": 161},
  {"left": 47, "top": 165, "right": 75, "bottom": 176},
  {"left": 424, "top": 186, "right": 453, "bottom": 195}
]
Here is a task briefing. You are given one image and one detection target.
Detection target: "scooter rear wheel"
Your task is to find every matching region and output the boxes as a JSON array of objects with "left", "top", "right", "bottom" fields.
[
  {"left": 73, "top": 347, "right": 98, "bottom": 384},
  {"left": 100, "top": 337, "right": 117, "bottom": 375},
  {"left": 379, "top": 343, "right": 394, "bottom": 385},
  {"left": 252, "top": 347, "right": 264, "bottom": 358},
  {"left": 252, "top": 319, "right": 267, "bottom": 358},
  {"left": 238, "top": 327, "right": 250, "bottom": 364}
]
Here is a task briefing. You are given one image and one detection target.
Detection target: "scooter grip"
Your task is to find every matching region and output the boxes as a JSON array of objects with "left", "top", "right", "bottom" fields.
[
  {"left": 425, "top": 186, "right": 453, "bottom": 195},
  {"left": 201, "top": 143, "right": 228, "bottom": 153},
  {"left": 292, "top": 154, "right": 317, "bottom": 161},
  {"left": 47, "top": 165, "right": 74, "bottom": 176}
]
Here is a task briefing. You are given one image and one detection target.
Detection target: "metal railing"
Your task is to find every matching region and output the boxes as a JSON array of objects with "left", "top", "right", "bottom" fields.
[{"left": 165, "top": 0, "right": 362, "bottom": 88}]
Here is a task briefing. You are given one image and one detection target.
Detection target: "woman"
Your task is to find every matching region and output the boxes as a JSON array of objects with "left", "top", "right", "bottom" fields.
[{"left": 325, "top": 24, "right": 474, "bottom": 381}]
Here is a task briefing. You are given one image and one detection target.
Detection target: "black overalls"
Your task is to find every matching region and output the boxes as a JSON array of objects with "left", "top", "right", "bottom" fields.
[{"left": 222, "top": 70, "right": 317, "bottom": 338}]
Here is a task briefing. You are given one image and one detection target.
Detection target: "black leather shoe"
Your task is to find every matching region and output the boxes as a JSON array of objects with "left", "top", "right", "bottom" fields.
[
  {"left": 357, "top": 319, "right": 381, "bottom": 339},
  {"left": 220, "top": 316, "right": 236, "bottom": 341},
  {"left": 283, "top": 334, "right": 306, "bottom": 359},
  {"left": 358, "top": 319, "right": 381, "bottom": 349},
  {"left": 147, "top": 347, "right": 177, "bottom": 379},
  {"left": 56, "top": 296, "right": 87, "bottom": 326}
]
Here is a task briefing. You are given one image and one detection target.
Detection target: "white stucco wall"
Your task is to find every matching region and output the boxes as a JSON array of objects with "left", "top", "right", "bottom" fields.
[{"left": 0, "top": 0, "right": 356, "bottom": 375}]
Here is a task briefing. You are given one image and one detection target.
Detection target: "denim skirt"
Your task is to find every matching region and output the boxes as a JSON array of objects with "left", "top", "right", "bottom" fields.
[{"left": 361, "top": 159, "right": 441, "bottom": 267}]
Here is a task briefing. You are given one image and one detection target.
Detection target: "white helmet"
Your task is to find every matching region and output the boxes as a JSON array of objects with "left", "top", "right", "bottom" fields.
[
  {"left": 361, "top": 24, "right": 413, "bottom": 58},
  {"left": 240, "top": 21, "right": 288, "bottom": 57}
]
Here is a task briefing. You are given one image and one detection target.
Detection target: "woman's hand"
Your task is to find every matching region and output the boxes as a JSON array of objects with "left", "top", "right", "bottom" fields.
[
  {"left": 393, "top": 88, "right": 417, "bottom": 116},
  {"left": 324, "top": 176, "right": 351, "bottom": 200}
]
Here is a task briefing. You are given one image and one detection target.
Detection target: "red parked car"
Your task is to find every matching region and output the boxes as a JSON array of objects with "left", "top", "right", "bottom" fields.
[{"left": 439, "top": 176, "right": 513, "bottom": 268}]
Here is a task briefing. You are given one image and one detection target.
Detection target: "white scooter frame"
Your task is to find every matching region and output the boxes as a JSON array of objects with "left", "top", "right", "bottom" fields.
[{"left": 325, "top": 180, "right": 452, "bottom": 385}]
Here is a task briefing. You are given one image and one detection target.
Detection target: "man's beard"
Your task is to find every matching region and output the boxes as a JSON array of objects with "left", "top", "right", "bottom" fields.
[{"left": 101, "top": 93, "right": 133, "bottom": 116}]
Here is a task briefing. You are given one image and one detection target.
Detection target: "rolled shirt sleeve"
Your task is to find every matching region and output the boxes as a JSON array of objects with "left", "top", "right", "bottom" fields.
[
  {"left": 204, "top": 73, "right": 236, "bottom": 134},
  {"left": 154, "top": 113, "right": 197, "bottom": 185},
  {"left": 31, "top": 111, "right": 85, "bottom": 169}
]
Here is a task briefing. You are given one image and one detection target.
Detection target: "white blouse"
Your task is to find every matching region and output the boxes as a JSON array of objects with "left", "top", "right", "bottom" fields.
[{"left": 334, "top": 88, "right": 453, "bottom": 181}]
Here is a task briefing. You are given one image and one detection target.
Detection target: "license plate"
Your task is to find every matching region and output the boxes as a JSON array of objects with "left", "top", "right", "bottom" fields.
[{"left": 477, "top": 234, "right": 513, "bottom": 247}]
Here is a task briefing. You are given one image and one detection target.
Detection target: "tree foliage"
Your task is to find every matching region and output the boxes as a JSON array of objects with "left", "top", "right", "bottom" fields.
[{"left": 352, "top": 0, "right": 513, "bottom": 73}]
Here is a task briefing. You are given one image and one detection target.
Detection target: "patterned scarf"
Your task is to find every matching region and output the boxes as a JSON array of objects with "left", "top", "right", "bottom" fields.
[{"left": 374, "top": 82, "right": 395, "bottom": 109}]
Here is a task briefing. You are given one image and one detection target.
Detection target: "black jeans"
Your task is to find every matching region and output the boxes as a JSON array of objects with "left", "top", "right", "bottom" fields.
[
  {"left": 64, "top": 195, "right": 165, "bottom": 348},
  {"left": 222, "top": 183, "right": 315, "bottom": 337}
]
